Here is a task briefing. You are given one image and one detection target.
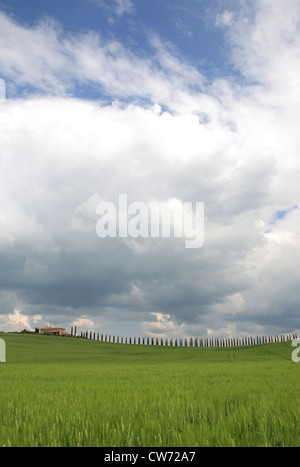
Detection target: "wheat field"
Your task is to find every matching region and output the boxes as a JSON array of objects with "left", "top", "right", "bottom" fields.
[{"left": 0, "top": 333, "right": 299, "bottom": 447}]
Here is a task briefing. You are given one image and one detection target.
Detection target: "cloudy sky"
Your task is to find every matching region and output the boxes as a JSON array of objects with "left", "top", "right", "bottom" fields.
[{"left": 0, "top": 0, "right": 299, "bottom": 340}]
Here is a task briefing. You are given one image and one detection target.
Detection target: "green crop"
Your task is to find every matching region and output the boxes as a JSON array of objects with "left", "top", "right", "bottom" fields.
[{"left": 0, "top": 333, "right": 299, "bottom": 447}]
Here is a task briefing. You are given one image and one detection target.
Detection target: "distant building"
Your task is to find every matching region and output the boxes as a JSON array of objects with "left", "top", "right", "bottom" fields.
[{"left": 40, "top": 327, "right": 67, "bottom": 336}]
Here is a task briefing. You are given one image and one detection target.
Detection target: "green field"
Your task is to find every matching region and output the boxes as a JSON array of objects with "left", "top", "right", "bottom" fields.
[{"left": 0, "top": 333, "right": 299, "bottom": 447}]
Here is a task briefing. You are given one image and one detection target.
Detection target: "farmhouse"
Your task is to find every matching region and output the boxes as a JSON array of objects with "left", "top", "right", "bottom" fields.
[{"left": 40, "top": 327, "right": 67, "bottom": 336}]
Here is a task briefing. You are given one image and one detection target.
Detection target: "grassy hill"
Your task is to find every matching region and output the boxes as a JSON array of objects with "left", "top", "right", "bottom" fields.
[{"left": 0, "top": 332, "right": 299, "bottom": 447}]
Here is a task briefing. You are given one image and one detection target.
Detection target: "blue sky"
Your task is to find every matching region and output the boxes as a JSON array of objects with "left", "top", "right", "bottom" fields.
[
  {"left": 0, "top": 0, "right": 300, "bottom": 339},
  {"left": 0, "top": 0, "right": 234, "bottom": 98},
  {"left": 1, "top": 0, "right": 227, "bottom": 69}
]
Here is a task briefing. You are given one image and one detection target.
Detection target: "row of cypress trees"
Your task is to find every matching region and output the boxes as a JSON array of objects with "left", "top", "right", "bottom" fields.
[{"left": 70, "top": 328, "right": 298, "bottom": 348}]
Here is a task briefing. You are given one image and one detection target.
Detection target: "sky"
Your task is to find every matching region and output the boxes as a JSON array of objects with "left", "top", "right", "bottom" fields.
[{"left": 0, "top": 0, "right": 300, "bottom": 340}]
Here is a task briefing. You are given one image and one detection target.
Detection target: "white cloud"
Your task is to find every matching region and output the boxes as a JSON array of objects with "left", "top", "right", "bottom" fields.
[
  {"left": 216, "top": 10, "right": 235, "bottom": 27},
  {"left": 0, "top": 309, "right": 42, "bottom": 332},
  {"left": 218, "top": 0, "right": 300, "bottom": 101},
  {"left": 91, "top": 0, "right": 134, "bottom": 17},
  {"left": 114, "top": 0, "right": 134, "bottom": 16},
  {"left": 141, "top": 313, "right": 180, "bottom": 339},
  {"left": 210, "top": 293, "right": 246, "bottom": 316},
  {"left": 72, "top": 316, "right": 95, "bottom": 330},
  {"left": 72, "top": 194, "right": 104, "bottom": 232},
  {"left": 0, "top": 11, "right": 202, "bottom": 110},
  {"left": 8, "top": 310, "right": 31, "bottom": 329}
]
